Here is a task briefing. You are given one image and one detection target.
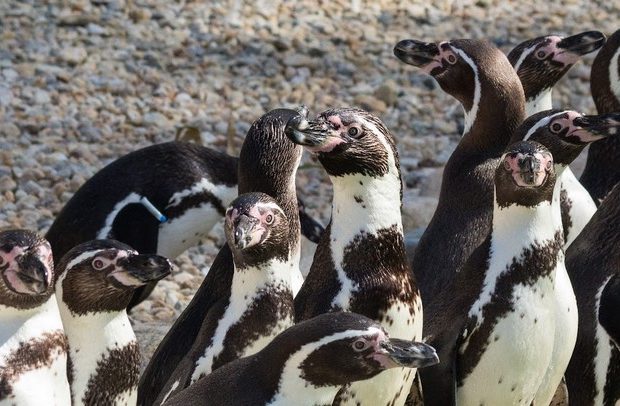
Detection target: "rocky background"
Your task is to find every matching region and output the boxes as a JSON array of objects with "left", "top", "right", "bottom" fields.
[{"left": 1, "top": 0, "right": 619, "bottom": 368}]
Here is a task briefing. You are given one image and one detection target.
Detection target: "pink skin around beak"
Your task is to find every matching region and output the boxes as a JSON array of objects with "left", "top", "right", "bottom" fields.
[
  {"left": 504, "top": 152, "right": 553, "bottom": 187},
  {"left": 303, "top": 115, "right": 347, "bottom": 154},
  {"left": 539, "top": 36, "right": 581, "bottom": 65},
  {"left": 1, "top": 244, "right": 53, "bottom": 295},
  {"left": 420, "top": 41, "right": 457, "bottom": 74},
  {"left": 554, "top": 111, "right": 607, "bottom": 143}
]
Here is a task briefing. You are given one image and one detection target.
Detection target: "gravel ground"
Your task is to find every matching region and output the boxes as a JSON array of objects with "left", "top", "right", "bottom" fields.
[{"left": 1, "top": 0, "right": 618, "bottom": 367}]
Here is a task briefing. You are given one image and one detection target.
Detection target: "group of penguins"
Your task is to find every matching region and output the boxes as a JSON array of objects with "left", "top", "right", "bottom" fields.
[{"left": 1, "top": 26, "right": 620, "bottom": 406}]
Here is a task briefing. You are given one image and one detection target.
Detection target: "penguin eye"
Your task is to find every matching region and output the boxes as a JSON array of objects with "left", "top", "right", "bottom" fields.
[
  {"left": 265, "top": 213, "right": 274, "bottom": 225},
  {"left": 92, "top": 258, "right": 105, "bottom": 270},
  {"left": 550, "top": 122, "right": 563, "bottom": 133},
  {"left": 536, "top": 50, "right": 548, "bottom": 60},
  {"left": 347, "top": 126, "right": 363, "bottom": 139},
  {"left": 546, "top": 160, "right": 553, "bottom": 170},
  {"left": 503, "top": 159, "right": 512, "bottom": 170},
  {"left": 352, "top": 339, "right": 369, "bottom": 352},
  {"left": 447, "top": 54, "right": 457, "bottom": 64},
  {"left": 0, "top": 256, "right": 5, "bottom": 267}
]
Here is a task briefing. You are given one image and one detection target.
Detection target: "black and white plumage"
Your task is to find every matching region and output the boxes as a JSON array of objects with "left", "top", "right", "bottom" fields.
[
  {"left": 288, "top": 108, "right": 422, "bottom": 406},
  {"left": 45, "top": 139, "right": 323, "bottom": 309},
  {"left": 0, "top": 229, "right": 70, "bottom": 405},
  {"left": 565, "top": 182, "right": 620, "bottom": 405},
  {"left": 508, "top": 110, "right": 620, "bottom": 404},
  {"left": 55, "top": 239, "right": 171, "bottom": 406},
  {"left": 508, "top": 31, "right": 605, "bottom": 249},
  {"left": 153, "top": 193, "right": 295, "bottom": 404},
  {"left": 139, "top": 108, "right": 305, "bottom": 406},
  {"left": 422, "top": 141, "right": 561, "bottom": 405},
  {"left": 163, "top": 312, "right": 438, "bottom": 406},
  {"left": 393, "top": 38, "right": 525, "bottom": 327},
  {"left": 581, "top": 28, "right": 620, "bottom": 204}
]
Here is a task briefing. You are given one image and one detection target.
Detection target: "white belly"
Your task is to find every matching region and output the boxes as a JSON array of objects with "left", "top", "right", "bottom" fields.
[
  {"left": 458, "top": 280, "right": 556, "bottom": 406},
  {"left": 157, "top": 203, "right": 225, "bottom": 258},
  {"left": 0, "top": 354, "right": 70, "bottom": 406},
  {"left": 560, "top": 169, "right": 596, "bottom": 248},
  {"left": 532, "top": 264, "right": 578, "bottom": 405}
]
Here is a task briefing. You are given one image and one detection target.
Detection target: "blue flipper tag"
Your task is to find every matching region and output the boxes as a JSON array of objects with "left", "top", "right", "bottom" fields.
[{"left": 140, "top": 197, "right": 168, "bottom": 223}]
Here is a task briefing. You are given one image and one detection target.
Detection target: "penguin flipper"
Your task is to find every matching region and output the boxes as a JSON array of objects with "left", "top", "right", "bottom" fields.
[
  {"left": 418, "top": 342, "right": 458, "bottom": 406},
  {"left": 599, "top": 274, "right": 620, "bottom": 347},
  {"left": 138, "top": 245, "right": 234, "bottom": 406},
  {"left": 297, "top": 197, "right": 324, "bottom": 243}
]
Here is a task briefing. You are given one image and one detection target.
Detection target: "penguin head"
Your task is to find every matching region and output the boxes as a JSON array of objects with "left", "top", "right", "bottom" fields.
[
  {"left": 285, "top": 107, "right": 400, "bottom": 180},
  {"left": 496, "top": 141, "right": 556, "bottom": 207},
  {"left": 267, "top": 312, "right": 438, "bottom": 387},
  {"left": 511, "top": 109, "right": 620, "bottom": 165},
  {"left": 508, "top": 31, "right": 605, "bottom": 101},
  {"left": 225, "top": 193, "right": 290, "bottom": 267},
  {"left": 591, "top": 28, "right": 620, "bottom": 113},
  {"left": 394, "top": 39, "right": 520, "bottom": 114},
  {"left": 56, "top": 239, "right": 171, "bottom": 315},
  {"left": 0, "top": 229, "right": 54, "bottom": 308}
]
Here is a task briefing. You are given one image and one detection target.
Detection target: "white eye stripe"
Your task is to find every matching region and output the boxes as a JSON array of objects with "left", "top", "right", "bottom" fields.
[
  {"left": 522, "top": 111, "right": 569, "bottom": 141},
  {"left": 451, "top": 46, "right": 481, "bottom": 134},
  {"left": 65, "top": 249, "right": 106, "bottom": 271},
  {"left": 257, "top": 202, "right": 286, "bottom": 217},
  {"left": 513, "top": 44, "right": 539, "bottom": 72}
]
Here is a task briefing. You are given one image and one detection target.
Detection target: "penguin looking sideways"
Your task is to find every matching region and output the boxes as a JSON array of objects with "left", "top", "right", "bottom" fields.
[
  {"left": 507, "top": 31, "right": 605, "bottom": 117},
  {"left": 581, "top": 28, "right": 620, "bottom": 204},
  {"left": 565, "top": 182, "right": 620, "bottom": 405},
  {"left": 163, "top": 312, "right": 438, "bottom": 406},
  {"left": 0, "top": 229, "right": 70, "bottom": 405},
  {"left": 139, "top": 108, "right": 306, "bottom": 406},
  {"left": 287, "top": 107, "right": 422, "bottom": 406},
  {"left": 153, "top": 193, "right": 295, "bottom": 405},
  {"left": 508, "top": 31, "right": 606, "bottom": 249},
  {"left": 393, "top": 38, "right": 525, "bottom": 311},
  {"left": 422, "top": 141, "right": 561, "bottom": 406},
  {"left": 55, "top": 239, "right": 171, "bottom": 406}
]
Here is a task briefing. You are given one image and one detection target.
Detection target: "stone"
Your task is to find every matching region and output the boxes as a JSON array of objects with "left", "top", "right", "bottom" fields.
[{"left": 60, "top": 47, "right": 88, "bottom": 65}]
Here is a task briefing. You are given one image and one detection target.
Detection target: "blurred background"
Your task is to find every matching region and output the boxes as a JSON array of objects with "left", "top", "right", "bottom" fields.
[{"left": 1, "top": 0, "right": 618, "bottom": 364}]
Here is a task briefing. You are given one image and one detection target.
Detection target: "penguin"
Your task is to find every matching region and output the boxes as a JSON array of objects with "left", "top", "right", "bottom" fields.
[
  {"left": 508, "top": 109, "right": 620, "bottom": 405},
  {"left": 393, "top": 39, "right": 525, "bottom": 317},
  {"left": 507, "top": 31, "right": 605, "bottom": 117},
  {"left": 163, "top": 312, "right": 439, "bottom": 406},
  {"left": 152, "top": 193, "right": 295, "bottom": 405},
  {"left": 581, "top": 28, "right": 620, "bottom": 204},
  {"left": 0, "top": 229, "right": 70, "bottom": 405},
  {"left": 138, "top": 108, "right": 306, "bottom": 406},
  {"left": 45, "top": 137, "right": 323, "bottom": 309},
  {"left": 508, "top": 30, "right": 606, "bottom": 249},
  {"left": 421, "top": 141, "right": 561, "bottom": 405},
  {"left": 288, "top": 107, "right": 421, "bottom": 406},
  {"left": 565, "top": 182, "right": 620, "bottom": 405},
  {"left": 55, "top": 239, "right": 171, "bottom": 406}
]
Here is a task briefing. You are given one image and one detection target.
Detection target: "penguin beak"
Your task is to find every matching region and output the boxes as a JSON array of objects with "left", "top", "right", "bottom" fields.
[
  {"left": 393, "top": 39, "right": 441, "bottom": 68},
  {"left": 572, "top": 113, "right": 620, "bottom": 142},
  {"left": 375, "top": 339, "right": 439, "bottom": 369},
  {"left": 3, "top": 253, "right": 51, "bottom": 295},
  {"left": 108, "top": 254, "right": 172, "bottom": 288},
  {"left": 556, "top": 31, "right": 605, "bottom": 57},
  {"left": 232, "top": 214, "right": 264, "bottom": 250},
  {"left": 504, "top": 152, "right": 553, "bottom": 188},
  {"left": 285, "top": 115, "right": 344, "bottom": 154}
]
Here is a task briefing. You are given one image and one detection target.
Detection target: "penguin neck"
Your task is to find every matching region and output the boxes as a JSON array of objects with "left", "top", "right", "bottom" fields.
[
  {"left": 492, "top": 196, "right": 557, "bottom": 247},
  {"left": 329, "top": 169, "right": 403, "bottom": 240},
  {"left": 232, "top": 259, "right": 292, "bottom": 294},
  {"left": 59, "top": 302, "right": 137, "bottom": 403},
  {"left": 525, "top": 89, "right": 553, "bottom": 117},
  {"left": 459, "top": 69, "right": 525, "bottom": 154}
]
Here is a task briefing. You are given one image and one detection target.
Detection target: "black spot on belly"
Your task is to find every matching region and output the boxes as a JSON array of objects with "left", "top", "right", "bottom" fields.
[
  {"left": 560, "top": 188, "right": 573, "bottom": 242},
  {"left": 354, "top": 195, "right": 364, "bottom": 204},
  {"left": 82, "top": 341, "right": 140, "bottom": 405},
  {"left": 211, "top": 286, "right": 294, "bottom": 371},
  {"left": 0, "top": 331, "right": 67, "bottom": 400},
  {"left": 457, "top": 231, "right": 563, "bottom": 386}
]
